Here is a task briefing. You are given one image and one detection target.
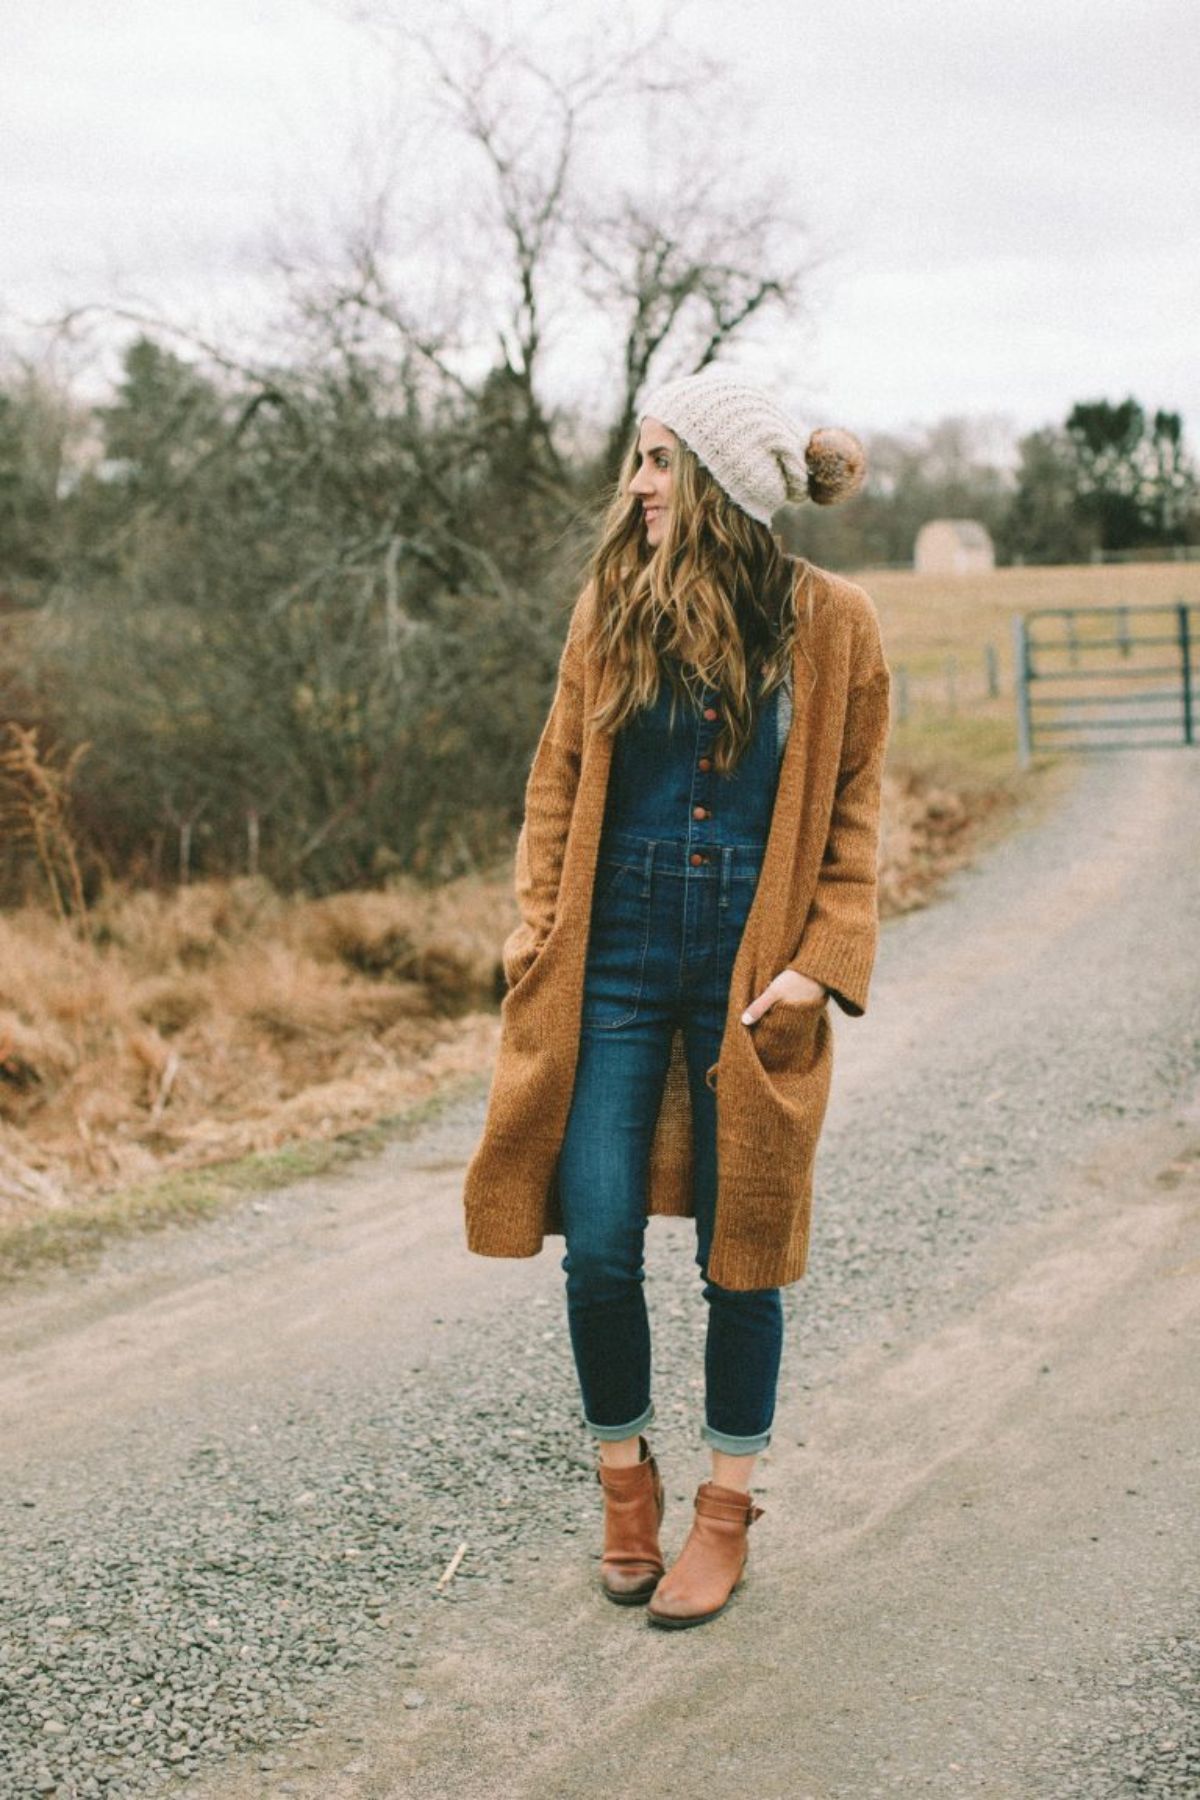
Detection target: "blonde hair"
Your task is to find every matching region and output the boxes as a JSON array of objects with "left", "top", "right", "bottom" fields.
[{"left": 582, "top": 427, "right": 818, "bottom": 773}]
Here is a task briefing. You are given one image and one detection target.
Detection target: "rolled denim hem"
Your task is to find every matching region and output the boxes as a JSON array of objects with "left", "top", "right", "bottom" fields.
[
  {"left": 584, "top": 1399, "right": 655, "bottom": 1442},
  {"left": 701, "top": 1422, "right": 772, "bottom": 1455}
]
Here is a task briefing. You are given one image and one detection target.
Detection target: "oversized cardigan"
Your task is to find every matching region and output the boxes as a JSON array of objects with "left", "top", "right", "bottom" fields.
[{"left": 462, "top": 560, "right": 892, "bottom": 1290}]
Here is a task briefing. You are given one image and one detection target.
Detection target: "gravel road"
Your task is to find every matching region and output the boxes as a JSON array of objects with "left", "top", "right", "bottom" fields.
[{"left": 1, "top": 747, "right": 1198, "bottom": 1800}]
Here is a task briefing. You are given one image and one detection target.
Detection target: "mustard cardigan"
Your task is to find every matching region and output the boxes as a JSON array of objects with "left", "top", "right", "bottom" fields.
[{"left": 462, "top": 560, "right": 892, "bottom": 1290}]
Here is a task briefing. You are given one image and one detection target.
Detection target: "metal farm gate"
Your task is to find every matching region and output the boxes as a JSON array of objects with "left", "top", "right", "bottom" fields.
[{"left": 1013, "top": 602, "right": 1200, "bottom": 766}]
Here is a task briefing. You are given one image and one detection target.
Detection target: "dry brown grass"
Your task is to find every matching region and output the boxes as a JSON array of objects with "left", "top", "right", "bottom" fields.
[{"left": 0, "top": 872, "right": 504, "bottom": 1229}]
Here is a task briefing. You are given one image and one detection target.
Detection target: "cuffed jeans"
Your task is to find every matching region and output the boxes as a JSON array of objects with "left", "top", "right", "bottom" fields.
[{"left": 557, "top": 830, "right": 785, "bottom": 1455}]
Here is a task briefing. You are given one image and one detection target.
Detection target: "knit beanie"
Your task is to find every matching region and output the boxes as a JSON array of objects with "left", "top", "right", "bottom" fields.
[{"left": 638, "top": 368, "right": 866, "bottom": 525}]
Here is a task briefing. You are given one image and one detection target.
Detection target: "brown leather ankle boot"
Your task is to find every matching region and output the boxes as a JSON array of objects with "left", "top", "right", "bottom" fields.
[
  {"left": 596, "top": 1435, "right": 665, "bottom": 1605},
  {"left": 646, "top": 1480, "right": 764, "bottom": 1629}
]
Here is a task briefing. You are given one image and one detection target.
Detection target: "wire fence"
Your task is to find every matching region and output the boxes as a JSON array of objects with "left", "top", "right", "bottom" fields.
[{"left": 889, "top": 644, "right": 1005, "bottom": 724}]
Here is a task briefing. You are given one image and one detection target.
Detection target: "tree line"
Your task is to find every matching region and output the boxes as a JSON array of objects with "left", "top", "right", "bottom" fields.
[
  {"left": 783, "top": 400, "right": 1199, "bottom": 569},
  {"left": 7, "top": 334, "right": 1190, "bottom": 909}
]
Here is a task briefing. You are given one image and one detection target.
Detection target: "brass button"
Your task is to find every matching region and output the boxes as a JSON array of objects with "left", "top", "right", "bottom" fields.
[
  {"left": 698, "top": 757, "right": 711, "bottom": 771},
  {"left": 689, "top": 851, "right": 707, "bottom": 866},
  {"left": 693, "top": 805, "right": 708, "bottom": 820},
  {"left": 703, "top": 706, "right": 718, "bottom": 720}
]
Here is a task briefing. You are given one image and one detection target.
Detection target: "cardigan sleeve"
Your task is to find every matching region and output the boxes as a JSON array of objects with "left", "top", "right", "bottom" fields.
[
  {"left": 501, "top": 590, "right": 591, "bottom": 989},
  {"left": 787, "top": 602, "right": 892, "bottom": 1018}
]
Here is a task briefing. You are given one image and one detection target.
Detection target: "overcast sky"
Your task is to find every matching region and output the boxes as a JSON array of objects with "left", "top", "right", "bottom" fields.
[{"left": 4, "top": 0, "right": 1198, "bottom": 445}]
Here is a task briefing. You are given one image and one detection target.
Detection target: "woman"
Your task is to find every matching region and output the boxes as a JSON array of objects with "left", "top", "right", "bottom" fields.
[{"left": 463, "top": 367, "right": 891, "bottom": 1629}]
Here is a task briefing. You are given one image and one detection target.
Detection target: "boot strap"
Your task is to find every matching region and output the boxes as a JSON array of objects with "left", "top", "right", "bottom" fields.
[{"left": 695, "top": 1493, "right": 765, "bottom": 1526}]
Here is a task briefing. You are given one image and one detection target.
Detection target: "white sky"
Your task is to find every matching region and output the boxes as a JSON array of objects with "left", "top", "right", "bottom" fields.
[{"left": 3, "top": 0, "right": 1198, "bottom": 445}]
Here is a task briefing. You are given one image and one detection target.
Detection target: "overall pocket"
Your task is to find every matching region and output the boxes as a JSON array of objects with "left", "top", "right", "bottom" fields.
[
  {"left": 582, "top": 854, "right": 653, "bottom": 1030},
  {"left": 590, "top": 855, "right": 636, "bottom": 910}
]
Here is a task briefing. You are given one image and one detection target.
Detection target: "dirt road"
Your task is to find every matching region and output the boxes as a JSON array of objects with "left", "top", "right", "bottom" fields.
[{"left": 2, "top": 748, "right": 1198, "bottom": 1799}]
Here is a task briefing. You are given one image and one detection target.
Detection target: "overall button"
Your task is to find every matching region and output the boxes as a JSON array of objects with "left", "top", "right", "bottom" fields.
[
  {"left": 703, "top": 706, "right": 719, "bottom": 720},
  {"left": 693, "top": 805, "right": 709, "bottom": 820},
  {"left": 698, "top": 757, "right": 711, "bottom": 771},
  {"left": 689, "top": 851, "right": 708, "bottom": 866}
]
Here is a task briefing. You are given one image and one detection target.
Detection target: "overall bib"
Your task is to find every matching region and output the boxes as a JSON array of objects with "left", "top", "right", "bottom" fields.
[{"left": 557, "top": 656, "right": 789, "bottom": 1454}]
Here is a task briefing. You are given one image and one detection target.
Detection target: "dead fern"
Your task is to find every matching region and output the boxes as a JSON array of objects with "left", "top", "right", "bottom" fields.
[{"left": 0, "top": 724, "right": 92, "bottom": 939}]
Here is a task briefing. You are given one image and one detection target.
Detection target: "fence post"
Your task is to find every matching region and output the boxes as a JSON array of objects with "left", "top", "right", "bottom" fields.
[
  {"left": 1013, "top": 614, "right": 1032, "bottom": 768},
  {"left": 984, "top": 642, "right": 999, "bottom": 698},
  {"left": 1180, "top": 601, "right": 1194, "bottom": 746},
  {"left": 895, "top": 665, "right": 909, "bottom": 724}
]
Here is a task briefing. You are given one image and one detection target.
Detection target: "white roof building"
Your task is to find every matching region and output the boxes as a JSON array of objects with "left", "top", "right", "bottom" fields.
[{"left": 914, "top": 518, "right": 996, "bottom": 575}]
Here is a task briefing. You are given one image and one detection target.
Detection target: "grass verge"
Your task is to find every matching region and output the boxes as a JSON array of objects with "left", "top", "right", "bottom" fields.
[{"left": 0, "top": 1070, "right": 490, "bottom": 1289}]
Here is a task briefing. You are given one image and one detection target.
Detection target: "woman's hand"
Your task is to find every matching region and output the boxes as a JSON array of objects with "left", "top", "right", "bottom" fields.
[{"left": 741, "top": 970, "right": 828, "bottom": 1026}]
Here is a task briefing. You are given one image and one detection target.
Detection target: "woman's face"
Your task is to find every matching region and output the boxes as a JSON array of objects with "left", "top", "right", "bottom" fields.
[{"left": 628, "top": 417, "right": 677, "bottom": 550}]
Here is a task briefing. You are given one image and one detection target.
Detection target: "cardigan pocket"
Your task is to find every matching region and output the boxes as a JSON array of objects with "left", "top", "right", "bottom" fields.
[
  {"left": 501, "top": 924, "right": 544, "bottom": 993},
  {"left": 749, "top": 994, "right": 827, "bottom": 1075},
  {"left": 498, "top": 923, "right": 568, "bottom": 1055},
  {"left": 744, "top": 995, "right": 834, "bottom": 1143},
  {"left": 502, "top": 927, "right": 553, "bottom": 999}
]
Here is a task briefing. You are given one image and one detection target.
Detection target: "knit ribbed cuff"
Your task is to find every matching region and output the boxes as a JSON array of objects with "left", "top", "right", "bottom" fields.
[
  {"left": 464, "top": 1204, "right": 547, "bottom": 1261},
  {"left": 787, "top": 927, "right": 876, "bottom": 1018},
  {"left": 705, "top": 1231, "right": 810, "bottom": 1291}
]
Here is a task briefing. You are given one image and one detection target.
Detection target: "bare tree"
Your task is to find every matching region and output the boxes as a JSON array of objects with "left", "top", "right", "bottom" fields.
[
  {"left": 328, "top": 0, "right": 814, "bottom": 484},
  {"left": 577, "top": 187, "right": 811, "bottom": 477}
]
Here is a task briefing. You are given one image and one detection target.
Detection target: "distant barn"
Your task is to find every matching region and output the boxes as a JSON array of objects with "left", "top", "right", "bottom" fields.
[{"left": 914, "top": 519, "right": 996, "bottom": 575}]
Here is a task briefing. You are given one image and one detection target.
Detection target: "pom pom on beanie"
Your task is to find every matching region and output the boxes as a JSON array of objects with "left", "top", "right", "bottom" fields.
[
  {"left": 804, "top": 427, "right": 867, "bottom": 506},
  {"left": 638, "top": 367, "right": 866, "bottom": 524}
]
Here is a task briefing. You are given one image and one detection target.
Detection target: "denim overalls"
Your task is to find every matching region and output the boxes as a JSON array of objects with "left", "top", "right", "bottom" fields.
[{"left": 557, "top": 656, "right": 790, "bottom": 1455}]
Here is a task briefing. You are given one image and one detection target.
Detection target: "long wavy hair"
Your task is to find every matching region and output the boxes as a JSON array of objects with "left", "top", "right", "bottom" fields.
[{"left": 583, "top": 426, "right": 818, "bottom": 774}]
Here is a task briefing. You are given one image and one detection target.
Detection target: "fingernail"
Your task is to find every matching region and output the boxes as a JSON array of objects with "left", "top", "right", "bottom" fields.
[{"left": 741, "top": 1011, "right": 753, "bottom": 1025}]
